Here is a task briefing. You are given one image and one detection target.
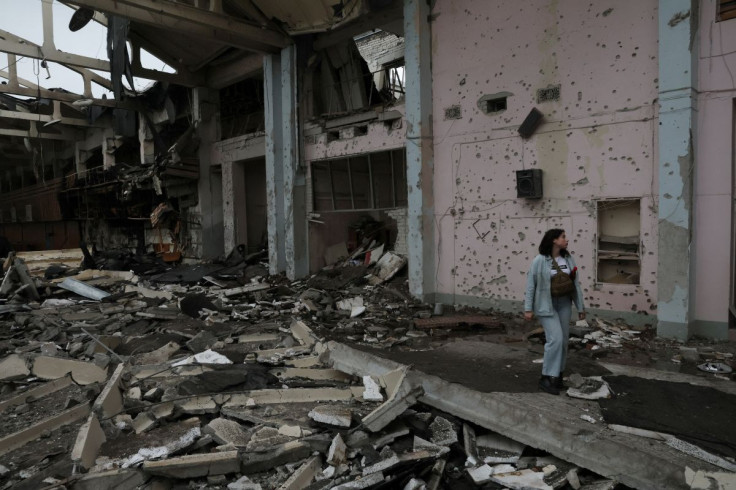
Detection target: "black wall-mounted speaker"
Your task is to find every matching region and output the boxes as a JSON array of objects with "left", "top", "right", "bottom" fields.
[
  {"left": 516, "top": 169, "right": 543, "bottom": 199},
  {"left": 518, "top": 108, "right": 543, "bottom": 139}
]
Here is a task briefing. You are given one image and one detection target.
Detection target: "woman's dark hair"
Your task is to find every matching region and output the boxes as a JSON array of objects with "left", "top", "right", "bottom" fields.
[{"left": 539, "top": 228, "right": 569, "bottom": 257}]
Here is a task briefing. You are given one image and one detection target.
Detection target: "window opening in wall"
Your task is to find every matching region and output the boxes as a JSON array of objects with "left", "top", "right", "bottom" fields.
[
  {"left": 717, "top": 0, "right": 736, "bottom": 21},
  {"left": 311, "top": 149, "right": 406, "bottom": 212},
  {"left": 596, "top": 199, "right": 641, "bottom": 285},
  {"left": 219, "top": 78, "right": 265, "bottom": 139}
]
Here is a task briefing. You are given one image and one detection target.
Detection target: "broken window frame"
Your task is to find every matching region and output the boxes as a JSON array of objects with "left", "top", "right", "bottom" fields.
[
  {"left": 717, "top": 0, "right": 736, "bottom": 21},
  {"left": 311, "top": 149, "right": 407, "bottom": 212},
  {"left": 595, "top": 198, "right": 642, "bottom": 285}
]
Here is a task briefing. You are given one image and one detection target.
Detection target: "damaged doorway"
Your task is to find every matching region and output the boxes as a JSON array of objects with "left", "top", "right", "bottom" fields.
[{"left": 231, "top": 157, "right": 267, "bottom": 255}]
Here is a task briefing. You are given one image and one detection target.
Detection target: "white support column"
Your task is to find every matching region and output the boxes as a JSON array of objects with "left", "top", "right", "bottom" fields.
[{"left": 194, "top": 87, "right": 225, "bottom": 259}]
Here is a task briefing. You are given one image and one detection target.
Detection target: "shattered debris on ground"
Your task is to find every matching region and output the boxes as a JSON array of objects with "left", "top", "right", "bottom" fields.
[{"left": 0, "top": 248, "right": 734, "bottom": 489}]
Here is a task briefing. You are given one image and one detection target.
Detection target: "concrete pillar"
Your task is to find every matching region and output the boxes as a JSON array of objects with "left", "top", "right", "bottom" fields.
[
  {"left": 404, "top": 0, "right": 435, "bottom": 301},
  {"left": 656, "top": 0, "right": 698, "bottom": 340},
  {"left": 193, "top": 87, "right": 225, "bottom": 259},
  {"left": 264, "top": 45, "right": 308, "bottom": 279}
]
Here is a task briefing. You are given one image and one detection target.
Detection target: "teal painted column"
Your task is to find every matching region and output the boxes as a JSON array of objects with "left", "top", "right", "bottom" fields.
[
  {"left": 265, "top": 45, "right": 307, "bottom": 279},
  {"left": 264, "top": 53, "right": 287, "bottom": 275},
  {"left": 404, "top": 0, "right": 435, "bottom": 300},
  {"left": 657, "top": 0, "right": 698, "bottom": 340}
]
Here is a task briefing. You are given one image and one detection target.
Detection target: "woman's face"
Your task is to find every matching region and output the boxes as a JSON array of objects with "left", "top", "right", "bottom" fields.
[{"left": 553, "top": 232, "right": 568, "bottom": 250}]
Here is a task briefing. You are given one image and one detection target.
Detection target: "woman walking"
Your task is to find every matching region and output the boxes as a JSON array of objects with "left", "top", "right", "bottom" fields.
[{"left": 524, "top": 229, "right": 585, "bottom": 395}]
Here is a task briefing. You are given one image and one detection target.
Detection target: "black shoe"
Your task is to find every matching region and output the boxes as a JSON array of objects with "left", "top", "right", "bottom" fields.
[
  {"left": 539, "top": 376, "right": 560, "bottom": 395},
  {"left": 556, "top": 374, "right": 566, "bottom": 390}
]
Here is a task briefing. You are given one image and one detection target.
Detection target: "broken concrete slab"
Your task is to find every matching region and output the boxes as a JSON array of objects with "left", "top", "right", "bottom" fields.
[
  {"left": 487, "top": 468, "right": 552, "bottom": 489},
  {"left": 360, "top": 376, "right": 423, "bottom": 432},
  {"left": 220, "top": 283, "right": 270, "bottom": 297},
  {"left": 175, "top": 396, "right": 219, "bottom": 414},
  {"left": 32, "top": 356, "right": 108, "bottom": 385},
  {"left": 240, "top": 441, "right": 311, "bottom": 474},
  {"left": 332, "top": 472, "right": 385, "bottom": 489},
  {"left": 476, "top": 431, "right": 527, "bottom": 464},
  {"left": 0, "top": 376, "right": 72, "bottom": 413},
  {"left": 58, "top": 277, "right": 110, "bottom": 301},
  {"left": 72, "top": 468, "right": 149, "bottom": 490},
  {"left": 133, "top": 412, "right": 157, "bottom": 434},
  {"left": 204, "top": 418, "right": 252, "bottom": 447},
  {"left": 367, "top": 252, "right": 406, "bottom": 285},
  {"left": 0, "top": 402, "right": 90, "bottom": 457},
  {"left": 134, "top": 342, "right": 181, "bottom": 365},
  {"left": 143, "top": 450, "right": 240, "bottom": 479},
  {"left": 224, "top": 387, "right": 356, "bottom": 407},
  {"left": 308, "top": 405, "right": 353, "bottom": 427},
  {"left": 0, "top": 354, "right": 30, "bottom": 381},
  {"left": 329, "top": 341, "right": 724, "bottom": 490},
  {"left": 124, "top": 284, "right": 174, "bottom": 300},
  {"left": 270, "top": 367, "right": 353, "bottom": 382},
  {"left": 290, "top": 319, "right": 319, "bottom": 347},
  {"left": 93, "top": 363, "right": 125, "bottom": 418},
  {"left": 71, "top": 414, "right": 106, "bottom": 470},
  {"left": 277, "top": 455, "right": 321, "bottom": 490}
]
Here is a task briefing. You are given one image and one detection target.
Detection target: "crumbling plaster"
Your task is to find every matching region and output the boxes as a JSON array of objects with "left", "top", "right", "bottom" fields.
[{"left": 430, "top": 0, "right": 660, "bottom": 323}]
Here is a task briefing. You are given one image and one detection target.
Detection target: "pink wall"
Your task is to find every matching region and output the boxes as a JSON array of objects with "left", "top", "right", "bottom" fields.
[
  {"left": 693, "top": 1, "right": 736, "bottom": 324},
  {"left": 430, "top": 0, "right": 660, "bottom": 319}
]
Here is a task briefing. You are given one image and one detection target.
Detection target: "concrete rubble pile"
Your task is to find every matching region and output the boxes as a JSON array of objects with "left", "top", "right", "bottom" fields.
[{"left": 0, "top": 253, "right": 698, "bottom": 489}]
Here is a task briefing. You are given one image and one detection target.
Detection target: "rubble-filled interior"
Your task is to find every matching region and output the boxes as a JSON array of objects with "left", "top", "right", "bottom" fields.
[{"left": 1, "top": 0, "right": 736, "bottom": 488}]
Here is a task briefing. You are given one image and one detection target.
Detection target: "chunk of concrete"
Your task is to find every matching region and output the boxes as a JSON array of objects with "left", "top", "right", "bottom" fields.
[
  {"left": 362, "top": 376, "right": 384, "bottom": 402},
  {"left": 0, "top": 402, "right": 90, "bottom": 457},
  {"left": 204, "top": 418, "right": 252, "bottom": 447},
  {"left": 240, "top": 441, "right": 311, "bottom": 474},
  {"left": 278, "top": 425, "right": 304, "bottom": 438},
  {"left": 327, "top": 434, "right": 347, "bottom": 466},
  {"left": 0, "top": 354, "right": 31, "bottom": 381},
  {"left": 277, "top": 455, "right": 321, "bottom": 490},
  {"left": 488, "top": 468, "right": 552, "bottom": 490},
  {"left": 308, "top": 405, "right": 353, "bottom": 427},
  {"left": 566, "top": 377, "right": 611, "bottom": 400},
  {"left": 362, "top": 369, "right": 423, "bottom": 432},
  {"left": 71, "top": 414, "right": 106, "bottom": 470},
  {"left": 228, "top": 475, "right": 262, "bottom": 490},
  {"left": 429, "top": 416, "right": 458, "bottom": 446},
  {"left": 476, "top": 431, "right": 526, "bottom": 464},
  {"left": 133, "top": 412, "right": 156, "bottom": 434},
  {"left": 33, "top": 356, "right": 107, "bottom": 385},
  {"left": 143, "top": 450, "right": 239, "bottom": 479},
  {"left": 186, "top": 331, "right": 217, "bottom": 353},
  {"left": 291, "top": 319, "right": 318, "bottom": 347},
  {"left": 134, "top": 342, "right": 180, "bottom": 365},
  {"left": 175, "top": 395, "right": 218, "bottom": 414}
]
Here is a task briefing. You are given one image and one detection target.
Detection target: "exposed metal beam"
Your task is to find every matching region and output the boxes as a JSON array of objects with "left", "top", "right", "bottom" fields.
[
  {"left": 68, "top": 0, "right": 291, "bottom": 53},
  {"left": 0, "top": 128, "right": 79, "bottom": 141},
  {"left": 206, "top": 52, "right": 263, "bottom": 89},
  {"left": 0, "top": 29, "right": 112, "bottom": 97},
  {"left": 0, "top": 109, "right": 96, "bottom": 128},
  {"left": 0, "top": 79, "right": 137, "bottom": 109}
]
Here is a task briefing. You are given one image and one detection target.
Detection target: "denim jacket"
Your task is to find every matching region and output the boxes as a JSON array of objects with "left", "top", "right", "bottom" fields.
[{"left": 524, "top": 254, "right": 585, "bottom": 316}]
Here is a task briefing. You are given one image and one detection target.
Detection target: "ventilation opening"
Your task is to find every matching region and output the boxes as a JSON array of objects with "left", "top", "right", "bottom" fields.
[
  {"left": 486, "top": 97, "right": 507, "bottom": 114},
  {"left": 596, "top": 199, "right": 641, "bottom": 285}
]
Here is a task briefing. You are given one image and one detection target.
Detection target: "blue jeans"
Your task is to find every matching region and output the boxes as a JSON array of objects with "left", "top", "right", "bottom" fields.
[{"left": 539, "top": 295, "right": 572, "bottom": 377}]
